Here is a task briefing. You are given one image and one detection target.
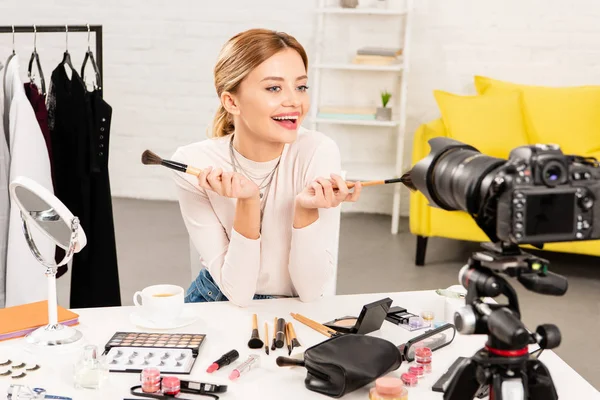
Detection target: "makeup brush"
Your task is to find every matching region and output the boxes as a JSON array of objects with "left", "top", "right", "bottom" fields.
[
  {"left": 287, "top": 322, "right": 301, "bottom": 349},
  {"left": 290, "top": 313, "right": 341, "bottom": 338},
  {"left": 141, "top": 150, "right": 203, "bottom": 176},
  {"left": 285, "top": 322, "right": 292, "bottom": 356},
  {"left": 264, "top": 322, "right": 270, "bottom": 355},
  {"left": 247, "top": 314, "right": 264, "bottom": 349},
  {"left": 345, "top": 173, "right": 416, "bottom": 191},
  {"left": 275, "top": 318, "right": 286, "bottom": 349},
  {"left": 271, "top": 317, "right": 277, "bottom": 351}
]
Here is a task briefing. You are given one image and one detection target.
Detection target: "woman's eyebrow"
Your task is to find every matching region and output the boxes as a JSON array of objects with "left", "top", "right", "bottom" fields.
[{"left": 260, "top": 75, "right": 308, "bottom": 82}]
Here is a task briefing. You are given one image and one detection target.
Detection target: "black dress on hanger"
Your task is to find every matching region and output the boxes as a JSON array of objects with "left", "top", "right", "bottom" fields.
[{"left": 48, "top": 55, "right": 121, "bottom": 308}]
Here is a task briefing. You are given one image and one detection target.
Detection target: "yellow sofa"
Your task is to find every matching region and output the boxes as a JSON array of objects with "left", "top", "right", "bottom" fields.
[{"left": 409, "top": 76, "right": 600, "bottom": 265}]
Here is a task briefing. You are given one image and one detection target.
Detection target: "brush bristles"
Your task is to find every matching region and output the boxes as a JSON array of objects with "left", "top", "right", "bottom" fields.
[
  {"left": 141, "top": 150, "right": 163, "bottom": 165},
  {"left": 400, "top": 170, "right": 417, "bottom": 192}
]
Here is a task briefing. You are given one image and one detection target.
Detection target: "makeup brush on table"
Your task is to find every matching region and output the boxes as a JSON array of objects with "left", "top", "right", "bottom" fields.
[
  {"left": 247, "top": 314, "right": 264, "bottom": 349},
  {"left": 264, "top": 322, "right": 270, "bottom": 355}
]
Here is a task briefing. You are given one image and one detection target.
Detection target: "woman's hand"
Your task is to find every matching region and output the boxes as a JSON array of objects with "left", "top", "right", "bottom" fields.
[
  {"left": 295, "top": 173, "right": 362, "bottom": 210},
  {"left": 197, "top": 166, "right": 259, "bottom": 200}
]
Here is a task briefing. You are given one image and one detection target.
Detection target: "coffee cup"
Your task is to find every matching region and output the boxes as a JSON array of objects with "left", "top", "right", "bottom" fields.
[{"left": 133, "top": 284, "right": 184, "bottom": 324}]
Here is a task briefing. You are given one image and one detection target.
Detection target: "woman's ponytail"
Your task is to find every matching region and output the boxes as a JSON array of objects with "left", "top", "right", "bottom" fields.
[{"left": 211, "top": 104, "right": 234, "bottom": 138}]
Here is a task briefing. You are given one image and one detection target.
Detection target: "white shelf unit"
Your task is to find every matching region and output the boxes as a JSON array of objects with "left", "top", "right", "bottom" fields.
[
  {"left": 309, "top": 117, "right": 399, "bottom": 127},
  {"left": 309, "top": 0, "right": 413, "bottom": 235},
  {"left": 314, "top": 62, "right": 404, "bottom": 72},
  {"left": 317, "top": 7, "right": 407, "bottom": 15}
]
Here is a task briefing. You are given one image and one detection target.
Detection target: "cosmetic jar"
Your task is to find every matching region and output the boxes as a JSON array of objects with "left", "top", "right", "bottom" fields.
[
  {"left": 415, "top": 347, "right": 432, "bottom": 374},
  {"left": 162, "top": 376, "right": 180, "bottom": 396},
  {"left": 420, "top": 310, "right": 435, "bottom": 327},
  {"left": 141, "top": 367, "right": 161, "bottom": 393},
  {"left": 400, "top": 373, "right": 418, "bottom": 387},
  {"left": 369, "top": 377, "right": 408, "bottom": 400},
  {"left": 408, "top": 316, "right": 424, "bottom": 330},
  {"left": 408, "top": 365, "right": 424, "bottom": 379}
]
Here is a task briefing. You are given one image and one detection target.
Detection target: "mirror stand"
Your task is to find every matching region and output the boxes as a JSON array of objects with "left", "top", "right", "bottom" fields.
[{"left": 22, "top": 210, "right": 83, "bottom": 346}]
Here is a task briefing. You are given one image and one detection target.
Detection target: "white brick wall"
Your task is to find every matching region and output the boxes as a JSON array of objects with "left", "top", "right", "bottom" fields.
[{"left": 3, "top": 0, "right": 600, "bottom": 216}]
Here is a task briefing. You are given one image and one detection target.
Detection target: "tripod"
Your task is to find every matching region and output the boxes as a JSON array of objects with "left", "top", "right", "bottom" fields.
[{"left": 444, "top": 242, "right": 567, "bottom": 400}]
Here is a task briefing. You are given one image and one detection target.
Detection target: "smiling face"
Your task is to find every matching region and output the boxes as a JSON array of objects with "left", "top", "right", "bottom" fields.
[{"left": 222, "top": 48, "right": 310, "bottom": 144}]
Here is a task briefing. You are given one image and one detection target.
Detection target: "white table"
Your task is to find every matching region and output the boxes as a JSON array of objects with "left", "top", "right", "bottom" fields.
[{"left": 0, "top": 291, "right": 598, "bottom": 399}]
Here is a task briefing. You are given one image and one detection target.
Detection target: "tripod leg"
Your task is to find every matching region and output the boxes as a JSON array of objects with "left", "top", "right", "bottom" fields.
[
  {"left": 527, "top": 359, "right": 558, "bottom": 400},
  {"left": 444, "top": 358, "right": 481, "bottom": 400}
]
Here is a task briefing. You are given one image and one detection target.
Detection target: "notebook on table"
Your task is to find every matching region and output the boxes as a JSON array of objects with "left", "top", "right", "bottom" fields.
[{"left": 0, "top": 301, "right": 79, "bottom": 341}]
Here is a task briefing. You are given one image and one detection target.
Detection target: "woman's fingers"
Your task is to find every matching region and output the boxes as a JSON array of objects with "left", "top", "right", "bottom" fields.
[
  {"left": 311, "top": 181, "right": 325, "bottom": 204},
  {"left": 345, "top": 181, "right": 362, "bottom": 202},
  {"left": 330, "top": 174, "right": 348, "bottom": 199},
  {"left": 197, "top": 166, "right": 213, "bottom": 190},
  {"left": 221, "top": 171, "right": 233, "bottom": 196},
  {"left": 316, "top": 177, "right": 334, "bottom": 206},
  {"left": 231, "top": 173, "right": 242, "bottom": 197},
  {"left": 207, "top": 167, "right": 224, "bottom": 194}
]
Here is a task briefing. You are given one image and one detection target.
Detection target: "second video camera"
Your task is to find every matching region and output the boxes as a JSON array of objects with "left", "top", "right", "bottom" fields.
[{"left": 409, "top": 138, "right": 600, "bottom": 245}]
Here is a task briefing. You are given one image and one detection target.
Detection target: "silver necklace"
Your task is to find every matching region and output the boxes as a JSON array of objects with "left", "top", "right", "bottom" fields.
[{"left": 229, "top": 135, "right": 281, "bottom": 230}]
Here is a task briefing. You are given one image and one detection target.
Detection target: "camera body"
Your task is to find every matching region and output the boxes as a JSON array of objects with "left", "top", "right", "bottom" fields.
[{"left": 493, "top": 144, "right": 600, "bottom": 244}]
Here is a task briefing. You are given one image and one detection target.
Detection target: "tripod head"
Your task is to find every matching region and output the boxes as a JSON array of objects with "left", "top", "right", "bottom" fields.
[{"left": 454, "top": 242, "right": 566, "bottom": 351}]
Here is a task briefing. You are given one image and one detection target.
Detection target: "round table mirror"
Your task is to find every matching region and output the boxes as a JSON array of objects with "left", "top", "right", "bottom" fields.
[{"left": 9, "top": 176, "right": 87, "bottom": 346}]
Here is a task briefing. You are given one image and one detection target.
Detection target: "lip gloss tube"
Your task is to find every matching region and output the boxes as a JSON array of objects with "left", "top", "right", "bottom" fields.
[{"left": 229, "top": 354, "right": 260, "bottom": 381}]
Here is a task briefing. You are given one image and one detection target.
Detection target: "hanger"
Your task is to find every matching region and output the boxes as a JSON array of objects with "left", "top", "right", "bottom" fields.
[
  {"left": 61, "top": 25, "right": 74, "bottom": 71},
  {"left": 27, "top": 25, "right": 47, "bottom": 96},
  {"left": 81, "top": 24, "right": 102, "bottom": 91},
  {"left": 5, "top": 25, "right": 16, "bottom": 67}
]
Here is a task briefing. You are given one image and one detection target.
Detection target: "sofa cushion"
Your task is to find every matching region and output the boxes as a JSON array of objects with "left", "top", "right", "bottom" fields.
[
  {"left": 433, "top": 90, "right": 529, "bottom": 159},
  {"left": 474, "top": 76, "right": 600, "bottom": 156}
]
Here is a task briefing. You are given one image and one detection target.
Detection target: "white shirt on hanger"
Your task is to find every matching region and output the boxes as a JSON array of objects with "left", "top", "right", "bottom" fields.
[
  {"left": 4, "top": 55, "right": 54, "bottom": 307},
  {"left": 0, "top": 60, "right": 9, "bottom": 308}
]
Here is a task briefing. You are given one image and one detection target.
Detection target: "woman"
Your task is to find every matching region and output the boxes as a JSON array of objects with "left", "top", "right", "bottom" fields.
[{"left": 172, "top": 28, "right": 362, "bottom": 307}]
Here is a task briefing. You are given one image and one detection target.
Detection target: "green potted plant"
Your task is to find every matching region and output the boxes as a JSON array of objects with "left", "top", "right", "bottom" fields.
[{"left": 376, "top": 90, "right": 392, "bottom": 121}]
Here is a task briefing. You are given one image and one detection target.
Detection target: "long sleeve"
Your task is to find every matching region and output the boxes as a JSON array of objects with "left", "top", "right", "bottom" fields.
[
  {"left": 5, "top": 57, "right": 54, "bottom": 307},
  {"left": 288, "top": 138, "right": 342, "bottom": 302},
  {"left": 172, "top": 149, "right": 261, "bottom": 307}
]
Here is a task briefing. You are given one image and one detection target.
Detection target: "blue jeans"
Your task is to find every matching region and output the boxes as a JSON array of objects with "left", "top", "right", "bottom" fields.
[{"left": 185, "top": 268, "right": 273, "bottom": 303}]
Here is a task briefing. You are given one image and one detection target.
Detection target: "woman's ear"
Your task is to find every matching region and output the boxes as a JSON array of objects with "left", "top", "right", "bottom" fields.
[{"left": 221, "top": 91, "right": 240, "bottom": 116}]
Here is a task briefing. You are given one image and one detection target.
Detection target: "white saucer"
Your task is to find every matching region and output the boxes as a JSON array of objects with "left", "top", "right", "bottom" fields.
[{"left": 129, "top": 307, "right": 200, "bottom": 330}]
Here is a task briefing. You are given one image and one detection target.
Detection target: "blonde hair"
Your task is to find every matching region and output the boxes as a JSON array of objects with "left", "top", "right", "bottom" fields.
[{"left": 211, "top": 29, "right": 308, "bottom": 138}]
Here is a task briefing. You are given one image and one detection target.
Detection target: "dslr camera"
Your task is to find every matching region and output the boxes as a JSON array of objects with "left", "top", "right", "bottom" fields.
[{"left": 410, "top": 138, "right": 600, "bottom": 245}]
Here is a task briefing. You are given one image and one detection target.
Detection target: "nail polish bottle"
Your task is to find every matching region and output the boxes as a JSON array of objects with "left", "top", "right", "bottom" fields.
[{"left": 73, "top": 345, "right": 108, "bottom": 389}]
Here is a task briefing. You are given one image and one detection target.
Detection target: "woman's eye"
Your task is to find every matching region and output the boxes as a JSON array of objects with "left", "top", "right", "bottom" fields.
[
  {"left": 266, "top": 86, "right": 281, "bottom": 93},
  {"left": 297, "top": 85, "right": 309, "bottom": 92}
]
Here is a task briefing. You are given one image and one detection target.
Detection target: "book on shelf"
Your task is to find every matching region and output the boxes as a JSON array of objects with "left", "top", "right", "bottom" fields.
[
  {"left": 356, "top": 46, "right": 403, "bottom": 57},
  {"left": 352, "top": 54, "right": 399, "bottom": 66},
  {"left": 0, "top": 300, "right": 79, "bottom": 341}
]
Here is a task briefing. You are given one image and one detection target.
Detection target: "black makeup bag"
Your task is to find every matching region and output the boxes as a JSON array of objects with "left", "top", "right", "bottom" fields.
[
  {"left": 278, "top": 334, "right": 402, "bottom": 398},
  {"left": 277, "top": 324, "right": 456, "bottom": 398}
]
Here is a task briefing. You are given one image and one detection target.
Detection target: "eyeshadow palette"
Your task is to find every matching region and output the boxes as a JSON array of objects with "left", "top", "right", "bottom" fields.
[
  {"left": 106, "top": 347, "right": 195, "bottom": 374},
  {"left": 103, "top": 332, "right": 206, "bottom": 374}
]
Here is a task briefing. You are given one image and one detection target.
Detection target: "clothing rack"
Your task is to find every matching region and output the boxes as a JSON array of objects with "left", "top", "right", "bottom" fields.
[{"left": 0, "top": 25, "right": 103, "bottom": 88}]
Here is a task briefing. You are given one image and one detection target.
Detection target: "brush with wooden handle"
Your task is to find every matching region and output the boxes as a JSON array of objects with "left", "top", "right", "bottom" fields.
[
  {"left": 141, "top": 150, "right": 203, "bottom": 176},
  {"left": 141, "top": 149, "right": 416, "bottom": 192},
  {"left": 290, "top": 313, "right": 341, "bottom": 338},
  {"left": 264, "top": 322, "right": 270, "bottom": 355}
]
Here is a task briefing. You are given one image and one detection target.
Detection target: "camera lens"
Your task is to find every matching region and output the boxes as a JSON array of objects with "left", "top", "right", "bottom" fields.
[
  {"left": 541, "top": 160, "right": 566, "bottom": 187},
  {"left": 410, "top": 138, "right": 505, "bottom": 214}
]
